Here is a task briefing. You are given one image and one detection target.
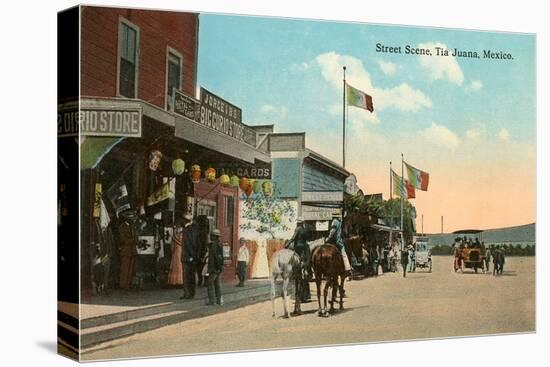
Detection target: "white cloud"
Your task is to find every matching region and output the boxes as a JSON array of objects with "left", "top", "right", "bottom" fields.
[
  {"left": 468, "top": 80, "right": 483, "bottom": 91},
  {"left": 376, "top": 83, "right": 432, "bottom": 112},
  {"left": 329, "top": 104, "right": 380, "bottom": 124},
  {"left": 316, "top": 52, "right": 431, "bottom": 113},
  {"left": 419, "top": 122, "right": 461, "bottom": 149},
  {"left": 417, "top": 42, "right": 464, "bottom": 85},
  {"left": 289, "top": 62, "right": 310, "bottom": 72},
  {"left": 498, "top": 128, "right": 510, "bottom": 141},
  {"left": 378, "top": 60, "right": 397, "bottom": 76},
  {"left": 260, "top": 104, "right": 275, "bottom": 113},
  {"left": 259, "top": 104, "right": 288, "bottom": 122},
  {"left": 465, "top": 125, "right": 486, "bottom": 141}
]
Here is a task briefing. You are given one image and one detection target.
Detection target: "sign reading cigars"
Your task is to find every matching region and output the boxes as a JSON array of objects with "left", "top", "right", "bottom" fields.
[{"left": 172, "top": 88, "right": 257, "bottom": 147}]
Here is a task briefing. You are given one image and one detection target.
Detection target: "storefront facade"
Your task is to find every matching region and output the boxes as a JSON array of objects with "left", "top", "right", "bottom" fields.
[
  {"left": 77, "top": 7, "right": 272, "bottom": 297},
  {"left": 269, "top": 133, "right": 350, "bottom": 239}
]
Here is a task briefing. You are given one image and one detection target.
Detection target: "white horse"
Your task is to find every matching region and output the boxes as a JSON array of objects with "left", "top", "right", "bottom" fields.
[{"left": 270, "top": 248, "right": 301, "bottom": 318}]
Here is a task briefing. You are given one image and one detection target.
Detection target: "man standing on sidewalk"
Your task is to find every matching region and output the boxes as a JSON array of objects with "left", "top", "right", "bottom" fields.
[
  {"left": 236, "top": 237, "right": 249, "bottom": 287},
  {"left": 181, "top": 213, "right": 198, "bottom": 300},
  {"left": 206, "top": 229, "right": 224, "bottom": 305},
  {"left": 118, "top": 209, "right": 138, "bottom": 290}
]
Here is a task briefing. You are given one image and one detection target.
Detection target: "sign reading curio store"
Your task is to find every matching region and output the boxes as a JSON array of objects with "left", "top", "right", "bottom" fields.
[
  {"left": 57, "top": 102, "right": 142, "bottom": 138},
  {"left": 79, "top": 107, "right": 142, "bottom": 137}
]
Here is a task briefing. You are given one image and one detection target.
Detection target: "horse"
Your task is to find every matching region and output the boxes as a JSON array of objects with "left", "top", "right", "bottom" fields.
[
  {"left": 311, "top": 244, "right": 346, "bottom": 317},
  {"left": 270, "top": 248, "right": 303, "bottom": 318}
]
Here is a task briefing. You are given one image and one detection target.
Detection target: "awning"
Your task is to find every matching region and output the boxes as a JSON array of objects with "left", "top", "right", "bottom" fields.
[
  {"left": 174, "top": 114, "right": 270, "bottom": 165},
  {"left": 80, "top": 136, "right": 125, "bottom": 169},
  {"left": 79, "top": 97, "right": 271, "bottom": 166}
]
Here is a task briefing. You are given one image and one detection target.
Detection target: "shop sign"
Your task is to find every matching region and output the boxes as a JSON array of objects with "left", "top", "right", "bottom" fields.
[
  {"left": 344, "top": 174, "right": 360, "bottom": 195},
  {"left": 302, "top": 191, "right": 343, "bottom": 202},
  {"left": 172, "top": 89, "right": 200, "bottom": 122},
  {"left": 302, "top": 205, "right": 341, "bottom": 221},
  {"left": 198, "top": 88, "right": 257, "bottom": 147},
  {"left": 57, "top": 101, "right": 79, "bottom": 137},
  {"left": 217, "top": 162, "right": 272, "bottom": 179},
  {"left": 80, "top": 107, "right": 142, "bottom": 137},
  {"left": 316, "top": 221, "right": 329, "bottom": 231}
]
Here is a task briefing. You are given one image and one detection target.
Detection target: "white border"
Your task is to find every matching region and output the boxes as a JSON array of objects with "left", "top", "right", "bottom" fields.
[{"left": 1, "top": 1, "right": 547, "bottom": 367}]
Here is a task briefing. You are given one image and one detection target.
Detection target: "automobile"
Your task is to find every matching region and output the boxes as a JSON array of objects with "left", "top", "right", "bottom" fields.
[
  {"left": 413, "top": 236, "right": 432, "bottom": 272},
  {"left": 453, "top": 229, "right": 485, "bottom": 273}
]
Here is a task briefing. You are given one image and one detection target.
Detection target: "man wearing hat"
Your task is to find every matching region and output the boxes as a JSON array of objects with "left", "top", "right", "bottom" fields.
[
  {"left": 181, "top": 213, "right": 198, "bottom": 300},
  {"left": 206, "top": 229, "right": 224, "bottom": 305},
  {"left": 327, "top": 213, "right": 352, "bottom": 279},
  {"left": 400, "top": 245, "right": 409, "bottom": 278},
  {"left": 118, "top": 209, "right": 138, "bottom": 290},
  {"left": 286, "top": 217, "right": 311, "bottom": 302},
  {"left": 235, "top": 237, "right": 249, "bottom": 287},
  {"left": 408, "top": 244, "right": 416, "bottom": 273}
]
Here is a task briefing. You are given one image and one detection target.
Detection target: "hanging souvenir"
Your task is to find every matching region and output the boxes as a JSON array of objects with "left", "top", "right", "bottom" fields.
[
  {"left": 205, "top": 167, "right": 216, "bottom": 183},
  {"left": 244, "top": 183, "right": 253, "bottom": 197},
  {"left": 262, "top": 180, "right": 273, "bottom": 197},
  {"left": 220, "top": 174, "right": 230, "bottom": 187},
  {"left": 172, "top": 158, "right": 185, "bottom": 176},
  {"left": 239, "top": 177, "right": 249, "bottom": 191},
  {"left": 230, "top": 175, "right": 240, "bottom": 187},
  {"left": 148, "top": 150, "right": 163, "bottom": 171},
  {"left": 252, "top": 179, "right": 262, "bottom": 194},
  {"left": 191, "top": 164, "right": 201, "bottom": 184}
]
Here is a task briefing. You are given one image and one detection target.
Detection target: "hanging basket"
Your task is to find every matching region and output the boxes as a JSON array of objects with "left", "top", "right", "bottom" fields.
[
  {"left": 252, "top": 180, "right": 262, "bottom": 194},
  {"left": 239, "top": 177, "right": 250, "bottom": 191},
  {"left": 262, "top": 180, "right": 273, "bottom": 197},
  {"left": 230, "top": 175, "right": 240, "bottom": 187},
  {"left": 172, "top": 159, "right": 185, "bottom": 176},
  {"left": 220, "top": 174, "right": 231, "bottom": 187},
  {"left": 191, "top": 164, "right": 201, "bottom": 184},
  {"left": 148, "top": 150, "right": 163, "bottom": 171},
  {"left": 205, "top": 167, "right": 216, "bottom": 183}
]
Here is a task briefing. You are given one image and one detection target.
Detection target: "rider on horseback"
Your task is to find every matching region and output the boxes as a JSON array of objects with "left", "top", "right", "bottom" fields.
[
  {"left": 285, "top": 217, "right": 311, "bottom": 279},
  {"left": 326, "top": 213, "right": 352, "bottom": 280}
]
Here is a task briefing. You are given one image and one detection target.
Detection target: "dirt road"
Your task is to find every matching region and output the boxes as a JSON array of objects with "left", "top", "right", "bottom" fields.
[{"left": 83, "top": 256, "right": 535, "bottom": 361}]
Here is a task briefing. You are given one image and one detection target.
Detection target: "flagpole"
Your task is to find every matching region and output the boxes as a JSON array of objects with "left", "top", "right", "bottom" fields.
[
  {"left": 342, "top": 66, "right": 347, "bottom": 168},
  {"left": 401, "top": 153, "right": 404, "bottom": 250}
]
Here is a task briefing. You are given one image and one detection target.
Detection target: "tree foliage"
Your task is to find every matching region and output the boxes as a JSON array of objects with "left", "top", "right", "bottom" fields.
[
  {"left": 240, "top": 191, "right": 296, "bottom": 239},
  {"left": 344, "top": 194, "right": 417, "bottom": 242}
]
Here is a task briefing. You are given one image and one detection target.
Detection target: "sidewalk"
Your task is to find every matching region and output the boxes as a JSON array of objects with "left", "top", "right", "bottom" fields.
[{"left": 78, "top": 278, "right": 271, "bottom": 349}]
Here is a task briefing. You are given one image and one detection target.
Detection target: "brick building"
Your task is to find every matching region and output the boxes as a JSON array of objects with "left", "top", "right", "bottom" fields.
[
  {"left": 72, "top": 6, "right": 271, "bottom": 299},
  {"left": 81, "top": 6, "right": 198, "bottom": 109}
]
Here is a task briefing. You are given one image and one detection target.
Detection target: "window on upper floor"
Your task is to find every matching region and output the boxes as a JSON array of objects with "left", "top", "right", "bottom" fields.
[
  {"left": 117, "top": 19, "right": 139, "bottom": 98},
  {"left": 166, "top": 47, "right": 183, "bottom": 110}
]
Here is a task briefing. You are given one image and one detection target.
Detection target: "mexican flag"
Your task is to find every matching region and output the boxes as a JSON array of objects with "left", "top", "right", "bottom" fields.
[
  {"left": 347, "top": 83, "right": 374, "bottom": 112},
  {"left": 405, "top": 162, "right": 429, "bottom": 191},
  {"left": 392, "top": 170, "right": 415, "bottom": 199}
]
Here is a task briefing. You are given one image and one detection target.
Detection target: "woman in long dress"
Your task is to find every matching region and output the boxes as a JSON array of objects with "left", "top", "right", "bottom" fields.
[{"left": 168, "top": 227, "right": 183, "bottom": 285}]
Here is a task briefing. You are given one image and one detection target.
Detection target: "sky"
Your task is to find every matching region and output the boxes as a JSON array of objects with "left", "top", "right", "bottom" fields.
[{"left": 197, "top": 14, "right": 536, "bottom": 233}]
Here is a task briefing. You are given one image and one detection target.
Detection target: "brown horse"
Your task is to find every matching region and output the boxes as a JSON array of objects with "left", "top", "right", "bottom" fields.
[{"left": 311, "top": 244, "right": 346, "bottom": 317}]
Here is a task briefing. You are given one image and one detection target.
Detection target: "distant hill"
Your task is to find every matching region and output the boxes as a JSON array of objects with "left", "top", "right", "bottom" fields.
[{"left": 425, "top": 223, "right": 536, "bottom": 246}]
